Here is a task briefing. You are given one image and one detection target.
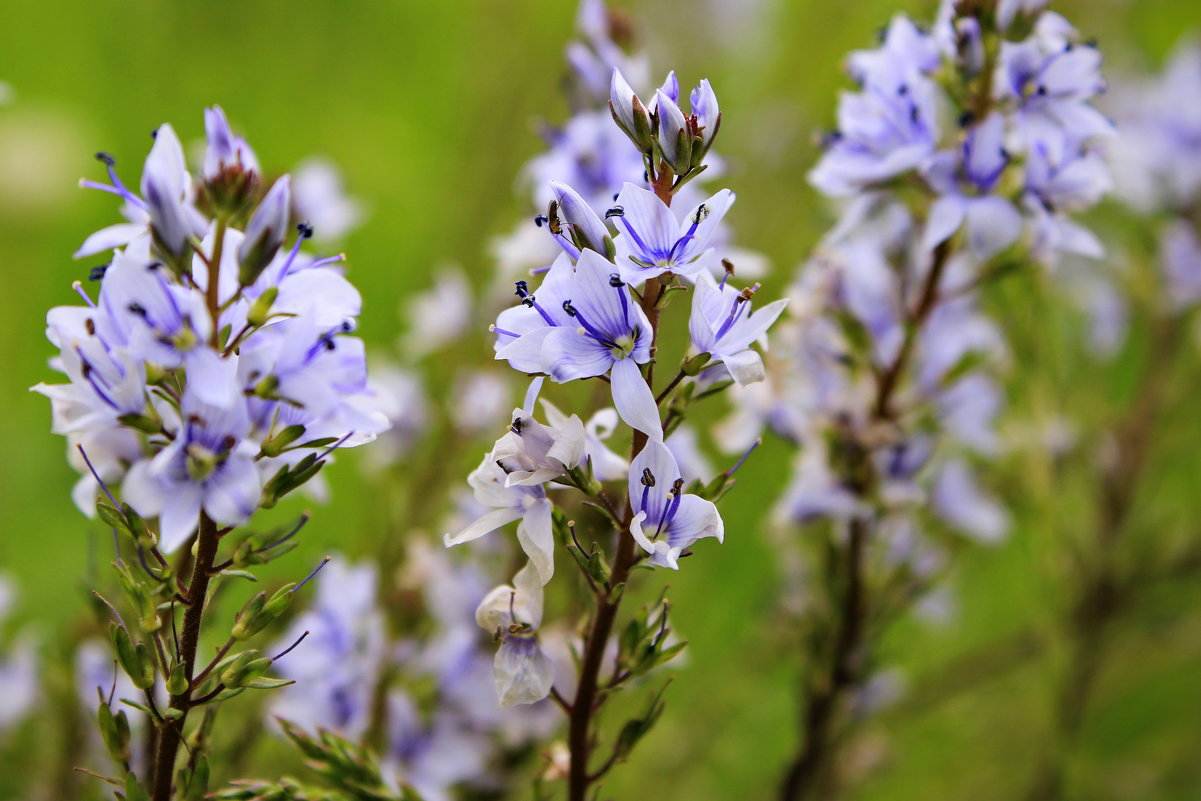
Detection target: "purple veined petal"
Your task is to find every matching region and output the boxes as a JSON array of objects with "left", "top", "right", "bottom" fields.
[
  {"left": 675, "top": 189, "right": 734, "bottom": 264},
  {"left": 610, "top": 357, "right": 662, "bottom": 441},
  {"left": 517, "top": 498, "right": 555, "bottom": 585},
  {"left": 543, "top": 326, "right": 614, "bottom": 382},
  {"left": 494, "top": 635, "right": 555, "bottom": 707},
  {"left": 74, "top": 223, "right": 146, "bottom": 259},
  {"left": 922, "top": 194, "right": 968, "bottom": 252},
  {"left": 158, "top": 484, "right": 204, "bottom": 554},
  {"left": 666, "top": 493, "right": 724, "bottom": 547},
  {"left": 719, "top": 348, "right": 766, "bottom": 385},
  {"left": 614, "top": 183, "right": 677, "bottom": 261},
  {"left": 627, "top": 439, "right": 680, "bottom": 524},
  {"left": 965, "top": 196, "right": 1023, "bottom": 259},
  {"left": 629, "top": 510, "right": 676, "bottom": 566},
  {"left": 202, "top": 455, "right": 261, "bottom": 528},
  {"left": 444, "top": 506, "right": 525, "bottom": 548},
  {"left": 571, "top": 249, "right": 636, "bottom": 337}
]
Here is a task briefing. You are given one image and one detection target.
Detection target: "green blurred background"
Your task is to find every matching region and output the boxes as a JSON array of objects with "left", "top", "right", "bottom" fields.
[{"left": 3, "top": 1, "right": 1201, "bottom": 799}]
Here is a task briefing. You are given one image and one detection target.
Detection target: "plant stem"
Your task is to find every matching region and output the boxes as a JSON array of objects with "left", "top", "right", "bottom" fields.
[
  {"left": 151, "top": 513, "right": 220, "bottom": 801},
  {"left": 782, "top": 241, "right": 952, "bottom": 801},
  {"left": 568, "top": 269, "right": 664, "bottom": 801}
]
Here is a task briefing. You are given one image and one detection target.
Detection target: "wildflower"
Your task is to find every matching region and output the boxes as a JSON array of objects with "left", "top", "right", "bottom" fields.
[
  {"left": 444, "top": 456, "right": 555, "bottom": 584},
  {"left": 122, "top": 365, "right": 260, "bottom": 551},
  {"left": 475, "top": 562, "right": 555, "bottom": 706},
  {"left": 628, "top": 440, "right": 724, "bottom": 569},
  {"left": 610, "top": 182, "right": 734, "bottom": 282},
  {"left": 688, "top": 271, "right": 788, "bottom": 384},
  {"left": 922, "top": 113, "right": 1023, "bottom": 260}
]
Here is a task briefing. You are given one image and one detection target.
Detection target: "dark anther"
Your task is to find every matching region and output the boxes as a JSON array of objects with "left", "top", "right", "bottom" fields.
[
  {"left": 641, "top": 468, "right": 655, "bottom": 487},
  {"left": 910, "top": 105, "right": 921, "bottom": 123},
  {"left": 150, "top": 129, "right": 158, "bottom": 140},
  {"left": 722, "top": 258, "right": 735, "bottom": 276},
  {"left": 95, "top": 152, "right": 116, "bottom": 166},
  {"left": 609, "top": 274, "right": 624, "bottom": 287},
  {"left": 605, "top": 205, "right": 625, "bottom": 219},
  {"left": 958, "top": 110, "right": 976, "bottom": 128},
  {"left": 534, "top": 215, "right": 548, "bottom": 228},
  {"left": 128, "top": 302, "right": 148, "bottom": 318},
  {"left": 739, "top": 287, "right": 756, "bottom": 303},
  {"left": 511, "top": 417, "right": 523, "bottom": 434},
  {"left": 897, "top": 84, "right": 909, "bottom": 96},
  {"left": 89, "top": 264, "right": 109, "bottom": 281},
  {"left": 341, "top": 320, "right": 353, "bottom": 332},
  {"left": 222, "top": 435, "right": 237, "bottom": 453},
  {"left": 1036, "top": 85, "right": 1048, "bottom": 96},
  {"left": 671, "top": 478, "right": 685, "bottom": 495},
  {"left": 514, "top": 280, "right": 529, "bottom": 298},
  {"left": 323, "top": 337, "right": 337, "bottom": 351},
  {"left": 520, "top": 295, "right": 536, "bottom": 308},
  {"left": 147, "top": 261, "right": 164, "bottom": 272},
  {"left": 297, "top": 222, "right": 314, "bottom": 238},
  {"left": 562, "top": 299, "right": 578, "bottom": 317},
  {"left": 85, "top": 318, "right": 96, "bottom": 336},
  {"left": 692, "top": 204, "right": 710, "bottom": 224}
]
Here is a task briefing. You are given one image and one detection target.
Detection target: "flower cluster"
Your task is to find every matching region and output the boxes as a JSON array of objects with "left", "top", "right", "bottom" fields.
[
  {"left": 35, "top": 107, "right": 388, "bottom": 550},
  {"left": 811, "top": 4, "right": 1111, "bottom": 265},
  {"left": 441, "top": 9, "right": 784, "bottom": 797},
  {"left": 758, "top": 4, "right": 1112, "bottom": 798},
  {"left": 270, "top": 548, "right": 556, "bottom": 801},
  {"left": 491, "top": 0, "right": 764, "bottom": 292}
]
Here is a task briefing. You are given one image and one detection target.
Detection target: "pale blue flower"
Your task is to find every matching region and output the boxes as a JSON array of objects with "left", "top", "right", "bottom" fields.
[
  {"left": 689, "top": 271, "right": 788, "bottom": 385},
  {"left": 628, "top": 440, "right": 723, "bottom": 569},
  {"left": 610, "top": 182, "right": 733, "bottom": 282}
]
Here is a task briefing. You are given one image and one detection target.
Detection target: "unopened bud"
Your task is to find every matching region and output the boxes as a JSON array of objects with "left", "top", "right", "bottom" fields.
[{"left": 238, "top": 176, "right": 291, "bottom": 286}]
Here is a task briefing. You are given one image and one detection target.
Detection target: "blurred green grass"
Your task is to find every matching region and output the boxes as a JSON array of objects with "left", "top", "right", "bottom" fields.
[{"left": 3, "top": 1, "right": 1201, "bottom": 799}]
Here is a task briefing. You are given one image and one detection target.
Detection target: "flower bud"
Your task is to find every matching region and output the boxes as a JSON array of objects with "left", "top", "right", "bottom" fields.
[
  {"left": 655, "top": 89, "right": 691, "bottom": 173},
  {"left": 97, "top": 701, "right": 131, "bottom": 766},
  {"left": 165, "top": 659, "right": 189, "bottom": 696},
  {"left": 111, "top": 624, "right": 155, "bottom": 690},
  {"left": 220, "top": 651, "right": 273, "bottom": 689},
  {"left": 231, "top": 591, "right": 267, "bottom": 641},
  {"left": 202, "top": 106, "right": 260, "bottom": 217},
  {"left": 689, "top": 79, "right": 721, "bottom": 164},
  {"left": 610, "top": 68, "right": 654, "bottom": 151},
  {"left": 142, "top": 124, "right": 200, "bottom": 266},
  {"left": 682, "top": 352, "right": 711, "bottom": 376},
  {"left": 260, "top": 423, "right": 306, "bottom": 458},
  {"left": 246, "top": 285, "right": 278, "bottom": 328},
  {"left": 238, "top": 175, "right": 291, "bottom": 286},
  {"left": 550, "top": 181, "right": 613, "bottom": 258}
]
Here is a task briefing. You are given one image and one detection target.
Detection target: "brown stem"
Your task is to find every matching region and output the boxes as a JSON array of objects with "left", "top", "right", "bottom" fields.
[
  {"left": 782, "top": 241, "right": 953, "bottom": 801},
  {"left": 780, "top": 518, "right": 868, "bottom": 801},
  {"left": 568, "top": 271, "right": 664, "bottom": 801},
  {"left": 874, "top": 240, "right": 951, "bottom": 419},
  {"left": 150, "top": 513, "right": 220, "bottom": 801}
]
